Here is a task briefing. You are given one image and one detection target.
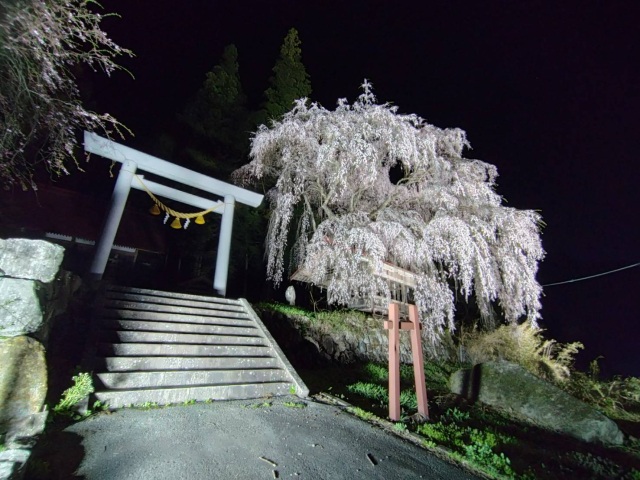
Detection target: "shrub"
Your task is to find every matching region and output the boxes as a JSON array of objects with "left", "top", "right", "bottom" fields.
[
  {"left": 460, "top": 320, "right": 583, "bottom": 382},
  {"left": 564, "top": 361, "right": 640, "bottom": 421}
]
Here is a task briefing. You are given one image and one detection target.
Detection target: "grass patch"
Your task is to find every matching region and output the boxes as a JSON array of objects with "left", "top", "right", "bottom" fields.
[
  {"left": 303, "top": 359, "right": 640, "bottom": 480},
  {"left": 416, "top": 409, "right": 516, "bottom": 478},
  {"left": 256, "top": 302, "right": 368, "bottom": 334},
  {"left": 280, "top": 307, "right": 640, "bottom": 478},
  {"left": 283, "top": 401, "right": 307, "bottom": 409},
  {"left": 347, "top": 406, "right": 376, "bottom": 421}
]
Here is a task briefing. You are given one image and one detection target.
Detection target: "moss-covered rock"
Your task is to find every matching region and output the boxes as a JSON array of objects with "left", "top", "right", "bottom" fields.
[
  {"left": 450, "top": 361, "right": 624, "bottom": 445},
  {"left": 0, "top": 336, "right": 47, "bottom": 432}
]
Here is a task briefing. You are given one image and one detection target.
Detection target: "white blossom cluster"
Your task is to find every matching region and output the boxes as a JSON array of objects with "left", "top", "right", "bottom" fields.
[{"left": 234, "top": 81, "right": 544, "bottom": 348}]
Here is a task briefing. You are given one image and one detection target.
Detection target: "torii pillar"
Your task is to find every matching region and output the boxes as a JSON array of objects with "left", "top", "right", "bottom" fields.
[{"left": 385, "top": 303, "right": 429, "bottom": 421}]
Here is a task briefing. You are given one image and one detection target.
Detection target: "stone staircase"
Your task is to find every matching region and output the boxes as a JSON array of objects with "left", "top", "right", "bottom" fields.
[{"left": 89, "top": 285, "right": 308, "bottom": 408}]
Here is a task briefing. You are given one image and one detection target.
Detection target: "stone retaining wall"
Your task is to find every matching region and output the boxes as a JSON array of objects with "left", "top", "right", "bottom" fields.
[
  {"left": 0, "top": 239, "right": 81, "bottom": 480},
  {"left": 257, "top": 307, "right": 415, "bottom": 366}
]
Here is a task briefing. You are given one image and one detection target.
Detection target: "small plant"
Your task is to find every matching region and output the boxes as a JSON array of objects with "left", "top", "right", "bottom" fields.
[
  {"left": 347, "top": 382, "right": 387, "bottom": 404},
  {"left": 289, "top": 384, "right": 297, "bottom": 395},
  {"left": 442, "top": 407, "right": 470, "bottom": 423},
  {"left": 137, "top": 401, "right": 160, "bottom": 410},
  {"left": 393, "top": 422, "right": 408, "bottom": 432},
  {"left": 363, "top": 363, "right": 388, "bottom": 382},
  {"left": 399, "top": 390, "right": 418, "bottom": 410},
  {"left": 182, "top": 399, "right": 197, "bottom": 406},
  {"left": 283, "top": 401, "right": 306, "bottom": 409},
  {"left": 54, "top": 373, "right": 95, "bottom": 418}
]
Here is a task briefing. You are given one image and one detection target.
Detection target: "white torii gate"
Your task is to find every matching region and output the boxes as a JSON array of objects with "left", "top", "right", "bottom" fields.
[{"left": 84, "top": 131, "right": 263, "bottom": 296}]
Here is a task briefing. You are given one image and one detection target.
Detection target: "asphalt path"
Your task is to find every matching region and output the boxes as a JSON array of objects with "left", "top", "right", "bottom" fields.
[{"left": 45, "top": 396, "right": 479, "bottom": 480}]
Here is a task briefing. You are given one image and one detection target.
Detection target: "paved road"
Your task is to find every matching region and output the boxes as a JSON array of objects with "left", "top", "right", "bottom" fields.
[{"left": 37, "top": 396, "right": 479, "bottom": 480}]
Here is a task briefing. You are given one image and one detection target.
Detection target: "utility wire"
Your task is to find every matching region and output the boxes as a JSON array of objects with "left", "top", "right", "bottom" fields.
[{"left": 543, "top": 261, "right": 640, "bottom": 287}]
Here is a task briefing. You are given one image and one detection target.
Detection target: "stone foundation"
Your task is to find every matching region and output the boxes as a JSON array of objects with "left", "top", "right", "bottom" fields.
[{"left": 0, "top": 239, "right": 81, "bottom": 480}]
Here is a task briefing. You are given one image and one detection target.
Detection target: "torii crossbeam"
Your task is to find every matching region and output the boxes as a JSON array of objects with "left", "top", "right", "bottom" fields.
[{"left": 84, "top": 131, "right": 263, "bottom": 295}]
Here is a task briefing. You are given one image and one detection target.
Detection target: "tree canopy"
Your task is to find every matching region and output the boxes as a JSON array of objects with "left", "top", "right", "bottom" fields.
[
  {"left": 180, "top": 44, "right": 249, "bottom": 177},
  {"left": 0, "top": 0, "right": 132, "bottom": 189},
  {"left": 234, "top": 81, "right": 545, "bottom": 348},
  {"left": 261, "top": 28, "right": 312, "bottom": 122}
]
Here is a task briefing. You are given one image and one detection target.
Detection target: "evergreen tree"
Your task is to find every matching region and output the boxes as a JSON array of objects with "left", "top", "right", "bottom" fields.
[
  {"left": 261, "top": 28, "right": 312, "bottom": 123},
  {"left": 181, "top": 44, "right": 249, "bottom": 177}
]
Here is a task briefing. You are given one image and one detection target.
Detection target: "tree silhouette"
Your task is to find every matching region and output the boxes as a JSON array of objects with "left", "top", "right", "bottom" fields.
[
  {"left": 181, "top": 44, "right": 250, "bottom": 177},
  {"left": 261, "top": 28, "right": 312, "bottom": 123},
  {"left": 0, "top": 0, "right": 133, "bottom": 189}
]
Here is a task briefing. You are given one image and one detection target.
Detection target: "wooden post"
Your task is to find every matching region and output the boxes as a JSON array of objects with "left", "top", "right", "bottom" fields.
[
  {"left": 409, "top": 304, "right": 429, "bottom": 419},
  {"left": 386, "top": 303, "right": 401, "bottom": 421}
]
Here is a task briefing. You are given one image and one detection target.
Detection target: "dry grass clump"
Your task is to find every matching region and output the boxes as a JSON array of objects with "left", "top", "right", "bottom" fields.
[{"left": 460, "top": 320, "right": 583, "bottom": 382}]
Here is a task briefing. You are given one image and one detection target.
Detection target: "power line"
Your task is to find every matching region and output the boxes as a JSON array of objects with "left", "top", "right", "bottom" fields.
[{"left": 543, "top": 261, "right": 640, "bottom": 287}]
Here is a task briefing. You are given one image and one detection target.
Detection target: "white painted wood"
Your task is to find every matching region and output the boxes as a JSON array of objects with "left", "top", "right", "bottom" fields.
[
  {"left": 84, "top": 131, "right": 263, "bottom": 207},
  {"left": 214, "top": 195, "right": 235, "bottom": 296},
  {"left": 90, "top": 159, "right": 137, "bottom": 278}
]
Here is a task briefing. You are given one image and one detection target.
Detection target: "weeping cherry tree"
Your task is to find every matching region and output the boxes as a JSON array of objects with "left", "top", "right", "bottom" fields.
[{"left": 233, "top": 81, "right": 544, "bottom": 349}]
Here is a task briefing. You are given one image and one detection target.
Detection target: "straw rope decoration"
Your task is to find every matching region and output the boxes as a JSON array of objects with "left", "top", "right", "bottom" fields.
[{"left": 135, "top": 175, "right": 222, "bottom": 229}]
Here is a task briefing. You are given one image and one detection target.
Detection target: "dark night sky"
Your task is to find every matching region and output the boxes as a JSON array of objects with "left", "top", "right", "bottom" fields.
[{"left": 87, "top": 1, "right": 639, "bottom": 376}]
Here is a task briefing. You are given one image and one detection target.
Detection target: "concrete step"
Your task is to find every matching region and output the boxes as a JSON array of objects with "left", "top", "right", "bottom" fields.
[
  {"left": 97, "top": 356, "right": 281, "bottom": 372},
  {"left": 106, "top": 286, "right": 241, "bottom": 306},
  {"left": 104, "top": 291, "right": 246, "bottom": 313},
  {"left": 101, "top": 330, "right": 267, "bottom": 346},
  {"left": 98, "top": 309, "right": 254, "bottom": 326},
  {"left": 95, "top": 382, "right": 293, "bottom": 408},
  {"left": 97, "top": 369, "right": 291, "bottom": 389},
  {"left": 101, "top": 301, "right": 251, "bottom": 319},
  {"left": 90, "top": 285, "right": 309, "bottom": 407},
  {"left": 98, "top": 343, "right": 273, "bottom": 357},
  {"left": 101, "top": 319, "right": 260, "bottom": 337}
]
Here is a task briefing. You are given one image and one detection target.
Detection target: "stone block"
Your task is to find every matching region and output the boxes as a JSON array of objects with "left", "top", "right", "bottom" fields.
[
  {"left": 0, "top": 448, "right": 30, "bottom": 480},
  {"left": 0, "top": 337, "right": 47, "bottom": 433},
  {"left": 0, "top": 279, "right": 43, "bottom": 337},
  {"left": 450, "top": 361, "right": 624, "bottom": 445},
  {"left": 5, "top": 412, "right": 49, "bottom": 447},
  {"left": 0, "top": 239, "right": 64, "bottom": 283}
]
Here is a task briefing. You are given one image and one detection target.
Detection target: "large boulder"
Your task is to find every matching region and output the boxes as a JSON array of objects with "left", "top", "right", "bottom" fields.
[
  {"left": 0, "top": 278, "right": 44, "bottom": 337},
  {"left": 450, "top": 361, "right": 624, "bottom": 445},
  {"left": 0, "top": 337, "right": 47, "bottom": 432},
  {"left": 0, "top": 238, "right": 64, "bottom": 283}
]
